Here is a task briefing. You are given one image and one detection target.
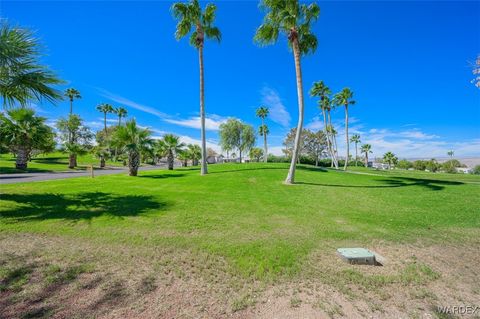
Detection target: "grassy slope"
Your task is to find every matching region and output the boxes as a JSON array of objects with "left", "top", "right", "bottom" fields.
[
  {"left": 0, "top": 152, "right": 124, "bottom": 174},
  {"left": 1, "top": 163, "right": 479, "bottom": 279}
]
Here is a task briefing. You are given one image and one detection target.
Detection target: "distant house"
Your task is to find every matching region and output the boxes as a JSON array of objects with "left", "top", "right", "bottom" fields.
[
  {"left": 206, "top": 155, "right": 224, "bottom": 164},
  {"left": 372, "top": 162, "right": 390, "bottom": 170},
  {"left": 455, "top": 167, "right": 472, "bottom": 174}
]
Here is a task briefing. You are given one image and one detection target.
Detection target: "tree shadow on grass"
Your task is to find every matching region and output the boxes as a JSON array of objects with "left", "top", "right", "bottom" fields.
[
  {"left": 0, "top": 192, "right": 168, "bottom": 221},
  {"left": 137, "top": 173, "right": 186, "bottom": 179},
  {"left": 297, "top": 177, "right": 464, "bottom": 191},
  {"left": 209, "top": 165, "right": 288, "bottom": 175}
]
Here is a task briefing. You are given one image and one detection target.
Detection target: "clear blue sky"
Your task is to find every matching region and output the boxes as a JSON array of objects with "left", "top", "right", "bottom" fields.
[{"left": 3, "top": 1, "right": 479, "bottom": 158}]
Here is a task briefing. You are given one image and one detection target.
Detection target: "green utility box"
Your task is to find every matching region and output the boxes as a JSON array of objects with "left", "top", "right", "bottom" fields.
[{"left": 337, "top": 248, "right": 377, "bottom": 265}]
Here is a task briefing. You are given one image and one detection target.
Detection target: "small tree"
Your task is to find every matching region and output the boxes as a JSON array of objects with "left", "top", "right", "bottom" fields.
[
  {"left": 159, "top": 134, "right": 186, "bottom": 170},
  {"left": 188, "top": 144, "right": 201, "bottom": 166},
  {"left": 382, "top": 151, "right": 397, "bottom": 169},
  {"left": 397, "top": 159, "right": 412, "bottom": 170},
  {"left": 304, "top": 130, "right": 327, "bottom": 166},
  {"left": 0, "top": 108, "right": 55, "bottom": 169},
  {"left": 360, "top": 144, "right": 372, "bottom": 167},
  {"left": 249, "top": 147, "right": 263, "bottom": 162},
  {"left": 56, "top": 114, "right": 94, "bottom": 168},
  {"left": 113, "top": 119, "right": 153, "bottom": 176},
  {"left": 219, "top": 118, "right": 256, "bottom": 162}
]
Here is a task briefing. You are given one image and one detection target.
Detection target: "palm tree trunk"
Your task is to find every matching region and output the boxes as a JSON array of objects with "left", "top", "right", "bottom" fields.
[
  {"left": 168, "top": 152, "right": 174, "bottom": 170},
  {"left": 128, "top": 151, "right": 140, "bottom": 176},
  {"left": 321, "top": 108, "right": 333, "bottom": 168},
  {"left": 262, "top": 118, "right": 268, "bottom": 163},
  {"left": 15, "top": 146, "right": 28, "bottom": 170},
  {"left": 285, "top": 38, "right": 304, "bottom": 184},
  {"left": 68, "top": 153, "right": 76, "bottom": 169},
  {"left": 344, "top": 105, "right": 349, "bottom": 171},
  {"left": 327, "top": 110, "right": 338, "bottom": 169},
  {"left": 355, "top": 143, "right": 358, "bottom": 167},
  {"left": 198, "top": 46, "right": 208, "bottom": 175},
  {"left": 70, "top": 98, "right": 73, "bottom": 115},
  {"left": 364, "top": 153, "right": 368, "bottom": 167},
  {"left": 100, "top": 155, "right": 105, "bottom": 168},
  {"left": 104, "top": 112, "right": 107, "bottom": 133}
]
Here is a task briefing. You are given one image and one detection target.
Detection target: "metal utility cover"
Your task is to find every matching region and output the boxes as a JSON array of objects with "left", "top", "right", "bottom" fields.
[{"left": 337, "top": 248, "right": 376, "bottom": 265}]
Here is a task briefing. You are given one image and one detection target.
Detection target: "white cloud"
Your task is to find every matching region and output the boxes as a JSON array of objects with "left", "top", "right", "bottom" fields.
[
  {"left": 97, "top": 88, "right": 168, "bottom": 119},
  {"left": 261, "top": 86, "right": 291, "bottom": 128},
  {"left": 178, "top": 135, "right": 222, "bottom": 153},
  {"left": 398, "top": 129, "right": 439, "bottom": 140},
  {"left": 164, "top": 114, "right": 227, "bottom": 131}
]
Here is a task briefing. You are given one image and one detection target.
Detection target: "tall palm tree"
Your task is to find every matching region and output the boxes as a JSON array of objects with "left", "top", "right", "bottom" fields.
[
  {"left": 255, "top": 0, "right": 320, "bottom": 184},
  {"left": 327, "top": 124, "right": 338, "bottom": 167},
  {"left": 350, "top": 134, "right": 361, "bottom": 166},
  {"left": 160, "top": 134, "right": 186, "bottom": 170},
  {"left": 96, "top": 103, "right": 114, "bottom": 132},
  {"left": 310, "top": 81, "right": 336, "bottom": 168},
  {"left": 255, "top": 106, "right": 269, "bottom": 162},
  {"left": 333, "top": 88, "right": 355, "bottom": 171},
  {"left": 0, "top": 23, "right": 63, "bottom": 108},
  {"left": 114, "top": 119, "right": 152, "bottom": 176},
  {"left": 64, "top": 88, "right": 81, "bottom": 114},
  {"left": 172, "top": 0, "right": 221, "bottom": 176},
  {"left": 360, "top": 144, "right": 372, "bottom": 168},
  {"left": 115, "top": 106, "right": 128, "bottom": 126}
]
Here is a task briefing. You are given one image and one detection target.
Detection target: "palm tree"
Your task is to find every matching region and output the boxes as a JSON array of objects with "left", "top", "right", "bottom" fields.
[
  {"left": 114, "top": 106, "right": 128, "bottom": 126},
  {"left": 64, "top": 88, "right": 81, "bottom": 114},
  {"left": 360, "top": 144, "right": 372, "bottom": 167},
  {"left": 0, "top": 108, "right": 55, "bottom": 169},
  {"left": 172, "top": 0, "right": 221, "bottom": 176},
  {"left": 96, "top": 103, "right": 114, "bottom": 132},
  {"left": 447, "top": 150, "right": 454, "bottom": 159},
  {"left": 160, "top": 134, "right": 186, "bottom": 170},
  {"left": 310, "top": 81, "right": 336, "bottom": 168},
  {"left": 350, "top": 134, "right": 361, "bottom": 166},
  {"left": 255, "top": 0, "right": 320, "bottom": 184},
  {"left": 255, "top": 106, "right": 269, "bottom": 163},
  {"left": 188, "top": 144, "right": 202, "bottom": 166},
  {"left": 177, "top": 150, "right": 190, "bottom": 167},
  {"left": 383, "top": 151, "right": 397, "bottom": 169},
  {"left": 114, "top": 119, "right": 153, "bottom": 176},
  {"left": 256, "top": 107, "right": 269, "bottom": 162},
  {"left": 0, "top": 23, "right": 63, "bottom": 108},
  {"left": 333, "top": 88, "right": 355, "bottom": 170}
]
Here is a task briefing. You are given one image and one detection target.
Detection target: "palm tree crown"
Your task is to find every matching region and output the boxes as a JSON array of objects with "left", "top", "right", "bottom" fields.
[
  {"left": 172, "top": 0, "right": 221, "bottom": 48},
  {"left": 255, "top": 106, "right": 269, "bottom": 119},
  {"left": 96, "top": 103, "right": 114, "bottom": 132},
  {"left": 333, "top": 88, "right": 355, "bottom": 108},
  {"left": 350, "top": 134, "right": 361, "bottom": 144},
  {"left": 64, "top": 88, "right": 81, "bottom": 114},
  {"left": 310, "top": 81, "right": 331, "bottom": 100},
  {"left": 0, "top": 23, "right": 63, "bottom": 108},
  {"left": 254, "top": 0, "right": 320, "bottom": 55},
  {"left": 115, "top": 106, "right": 128, "bottom": 126}
]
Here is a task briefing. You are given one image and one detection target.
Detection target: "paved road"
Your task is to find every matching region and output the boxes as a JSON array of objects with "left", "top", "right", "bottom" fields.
[{"left": 0, "top": 166, "right": 165, "bottom": 184}]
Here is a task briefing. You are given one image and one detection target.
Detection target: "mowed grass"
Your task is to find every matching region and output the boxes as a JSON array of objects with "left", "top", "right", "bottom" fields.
[
  {"left": 1, "top": 163, "right": 479, "bottom": 279},
  {"left": 0, "top": 152, "right": 124, "bottom": 174}
]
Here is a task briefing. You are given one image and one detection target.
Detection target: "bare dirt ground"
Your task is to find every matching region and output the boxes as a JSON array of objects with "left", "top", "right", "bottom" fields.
[{"left": 1, "top": 233, "right": 479, "bottom": 319}]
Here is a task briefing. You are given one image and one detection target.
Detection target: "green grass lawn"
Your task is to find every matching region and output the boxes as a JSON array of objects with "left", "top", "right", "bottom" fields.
[
  {"left": 0, "top": 152, "right": 125, "bottom": 174},
  {"left": 1, "top": 163, "right": 479, "bottom": 317}
]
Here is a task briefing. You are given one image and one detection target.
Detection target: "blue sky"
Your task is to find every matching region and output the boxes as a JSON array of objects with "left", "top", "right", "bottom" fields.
[{"left": 3, "top": 1, "right": 480, "bottom": 158}]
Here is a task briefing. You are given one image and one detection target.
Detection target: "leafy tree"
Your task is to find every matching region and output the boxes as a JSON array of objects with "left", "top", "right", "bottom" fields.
[
  {"left": 159, "top": 134, "right": 186, "bottom": 170},
  {"left": 304, "top": 130, "right": 327, "bottom": 166},
  {"left": 172, "top": 0, "right": 221, "bottom": 176},
  {"left": 56, "top": 114, "right": 94, "bottom": 168},
  {"left": 473, "top": 165, "right": 480, "bottom": 175},
  {"left": 425, "top": 158, "right": 439, "bottom": 172},
  {"left": 96, "top": 103, "right": 114, "bottom": 132},
  {"left": 333, "top": 88, "right": 355, "bottom": 170},
  {"left": 283, "top": 128, "right": 308, "bottom": 161},
  {"left": 255, "top": 106, "right": 269, "bottom": 162},
  {"left": 113, "top": 119, "right": 153, "bottom": 176},
  {"left": 114, "top": 106, "right": 128, "bottom": 126},
  {"left": 412, "top": 160, "right": 427, "bottom": 171},
  {"left": 249, "top": 147, "right": 263, "bottom": 162},
  {"left": 219, "top": 118, "right": 256, "bottom": 162},
  {"left": 255, "top": 0, "right": 320, "bottom": 184},
  {"left": 64, "top": 88, "right": 81, "bottom": 114},
  {"left": 443, "top": 159, "right": 462, "bottom": 173},
  {"left": 0, "top": 108, "right": 55, "bottom": 169},
  {"left": 382, "top": 151, "right": 398, "bottom": 169},
  {"left": 397, "top": 159, "right": 412, "bottom": 170},
  {"left": 187, "top": 144, "right": 202, "bottom": 166},
  {"left": 0, "top": 23, "right": 63, "bottom": 108}
]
